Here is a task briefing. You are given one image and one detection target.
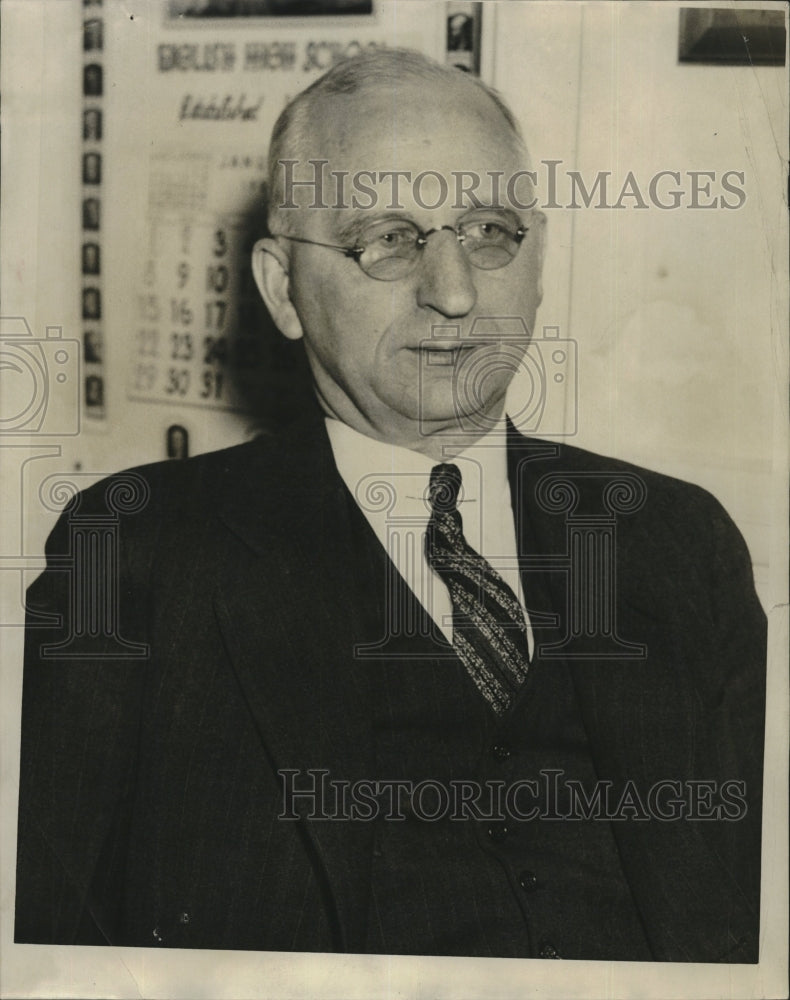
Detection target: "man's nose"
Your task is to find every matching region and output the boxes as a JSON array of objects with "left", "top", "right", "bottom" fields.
[{"left": 415, "top": 229, "right": 478, "bottom": 317}]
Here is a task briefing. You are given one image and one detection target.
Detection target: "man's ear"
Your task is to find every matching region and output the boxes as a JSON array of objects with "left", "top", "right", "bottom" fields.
[{"left": 251, "top": 238, "right": 304, "bottom": 341}]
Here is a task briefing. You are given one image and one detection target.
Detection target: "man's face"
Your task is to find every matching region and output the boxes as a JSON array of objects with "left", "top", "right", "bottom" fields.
[{"left": 259, "top": 79, "right": 545, "bottom": 453}]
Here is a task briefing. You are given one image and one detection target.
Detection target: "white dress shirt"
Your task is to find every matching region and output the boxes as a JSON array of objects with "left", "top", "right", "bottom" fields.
[{"left": 326, "top": 417, "right": 533, "bottom": 655}]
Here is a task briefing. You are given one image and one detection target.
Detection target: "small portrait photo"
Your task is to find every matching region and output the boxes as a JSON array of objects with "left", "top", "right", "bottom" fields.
[
  {"left": 83, "top": 152, "right": 101, "bottom": 185},
  {"left": 83, "top": 18, "right": 103, "bottom": 51},
  {"left": 81, "top": 242, "right": 100, "bottom": 275},
  {"left": 83, "top": 63, "right": 103, "bottom": 97},
  {"left": 82, "top": 287, "right": 101, "bottom": 321},
  {"left": 85, "top": 373, "right": 104, "bottom": 408},
  {"left": 82, "top": 198, "right": 100, "bottom": 231},
  {"left": 447, "top": 12, "right": 473, "bottom": 52},
  {"left": 83, "top": 330, "right": 103, "bottom": 364},
  {"left": 167, "top": 423, "right": 190, "bottom": 461},
  {"left": 83, "top": 108, "right": 102, "bottom": 141}
]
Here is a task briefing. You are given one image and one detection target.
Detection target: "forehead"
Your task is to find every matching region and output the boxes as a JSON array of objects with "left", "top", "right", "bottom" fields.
[{"left": 309, "top": 79, "right": 526, "bottom": 176}]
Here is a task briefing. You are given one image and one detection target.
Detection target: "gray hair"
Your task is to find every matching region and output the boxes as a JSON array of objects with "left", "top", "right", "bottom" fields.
[{"left": 265, "top": 47, "right": 527, "bottom": 232}]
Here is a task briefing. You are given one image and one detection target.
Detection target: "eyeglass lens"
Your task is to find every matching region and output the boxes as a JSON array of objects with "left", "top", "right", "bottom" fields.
[{"left": 358, "top": 212, "right": 524, "bottom": 280}]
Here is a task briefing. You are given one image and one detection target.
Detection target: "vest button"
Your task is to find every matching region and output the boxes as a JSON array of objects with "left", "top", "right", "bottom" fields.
[
  {"left": 491, "top": 743, "right": 512, "bottom": 760},
  {"left": 538, "top": 941, "right": 561, "bottom": 959},
  {"left": 518, "top": 870, "right": 538, "bottom": 892},
  {"left": 486, "top": 822, "right": 509, "bottom": 843}
]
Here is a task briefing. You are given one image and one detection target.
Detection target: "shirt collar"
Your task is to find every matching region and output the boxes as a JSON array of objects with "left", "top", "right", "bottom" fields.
[{"left": 325, "top": 416, "right": 510, "bottom": 521}]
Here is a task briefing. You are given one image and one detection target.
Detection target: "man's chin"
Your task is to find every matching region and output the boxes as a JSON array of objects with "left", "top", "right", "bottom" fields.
[{"left": 411, "top": 393, "right": 506, "bottom": 441}]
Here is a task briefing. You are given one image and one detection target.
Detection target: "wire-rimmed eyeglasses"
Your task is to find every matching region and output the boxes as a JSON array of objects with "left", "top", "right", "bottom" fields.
[{"left": 270, "top": 210, "right": 528, "bottom": 281}]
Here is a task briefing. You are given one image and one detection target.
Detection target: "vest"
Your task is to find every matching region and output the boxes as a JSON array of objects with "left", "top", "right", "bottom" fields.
[{"left": 349, "top": 494, "right": 654, "bottom": 960}]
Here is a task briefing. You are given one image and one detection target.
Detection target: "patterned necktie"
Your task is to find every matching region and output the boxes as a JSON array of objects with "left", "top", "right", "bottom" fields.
[{"left": 425, "top": 463, "right": 530, "bottom": 715}]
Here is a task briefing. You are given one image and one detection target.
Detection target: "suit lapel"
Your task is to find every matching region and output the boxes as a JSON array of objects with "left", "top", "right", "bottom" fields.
[{"left": 212, "top": 415, "right": 377, "bottom": 952}]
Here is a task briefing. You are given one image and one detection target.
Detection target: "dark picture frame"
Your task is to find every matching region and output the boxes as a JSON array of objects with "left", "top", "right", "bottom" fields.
[{"left": 678, "top": 7, "right": 786, "bottom": 65}]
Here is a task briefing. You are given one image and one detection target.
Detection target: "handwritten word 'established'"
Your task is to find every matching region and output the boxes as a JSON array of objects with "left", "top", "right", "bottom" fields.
[{"left": 179, "top": 94, "right": 262, "bottom": 122}]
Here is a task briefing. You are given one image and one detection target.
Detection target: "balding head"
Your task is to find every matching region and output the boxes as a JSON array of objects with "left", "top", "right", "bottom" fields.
[{"left": 265, "top": 47, "right": 529, "bottom": 233}]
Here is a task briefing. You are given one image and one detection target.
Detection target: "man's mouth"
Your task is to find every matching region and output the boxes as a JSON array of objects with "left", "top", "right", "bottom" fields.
[{"left": 416, "top": 344, "right": 481, "bottom": 366}]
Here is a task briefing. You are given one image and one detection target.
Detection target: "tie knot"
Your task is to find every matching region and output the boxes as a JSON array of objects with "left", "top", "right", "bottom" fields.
[{"left": 428, "top": 463, "right": 462, "bottom": 514}]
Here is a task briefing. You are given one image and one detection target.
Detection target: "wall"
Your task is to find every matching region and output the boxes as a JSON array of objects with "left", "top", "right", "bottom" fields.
[{"left": 489, "top": 1, "right": 787, "bottom": 606}]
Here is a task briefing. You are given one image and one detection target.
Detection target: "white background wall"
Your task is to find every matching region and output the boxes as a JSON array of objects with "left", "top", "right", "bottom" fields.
[{"left": 488, "top": 1, "right": 787, "bottom": 607}]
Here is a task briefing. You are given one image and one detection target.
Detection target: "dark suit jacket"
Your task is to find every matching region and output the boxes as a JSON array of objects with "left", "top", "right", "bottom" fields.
[{"left": 15, "top": 414, "right": 766, "bottom": 960}]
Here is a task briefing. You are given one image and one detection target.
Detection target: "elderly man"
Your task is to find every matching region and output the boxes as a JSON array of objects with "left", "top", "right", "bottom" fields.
[{"left": 15, "top": 49, "right": 765, "bottom": 962}]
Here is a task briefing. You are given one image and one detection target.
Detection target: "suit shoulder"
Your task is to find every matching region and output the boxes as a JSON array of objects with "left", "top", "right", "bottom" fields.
[
  {"left": 61, "top": 437, "right": 271, "bottom": 518},
  {"left": 114, "top": 436, "right": 270, "bottom": 490},
  {"left": 35, "top": 437, "right": 282, "bottom": 569},
  {"left": 523, "top": 434, "right": 729, "bottom": 515},
  {"left": 511, "top": 432, "right": 749, "bottom": 565}
]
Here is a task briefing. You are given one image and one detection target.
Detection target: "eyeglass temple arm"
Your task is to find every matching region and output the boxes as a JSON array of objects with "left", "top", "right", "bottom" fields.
[{"left": 272, "top": 233, "right": 365, "bottom": 259}]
